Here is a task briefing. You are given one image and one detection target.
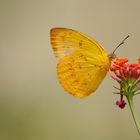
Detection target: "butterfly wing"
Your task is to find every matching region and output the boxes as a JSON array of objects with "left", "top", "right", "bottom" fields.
[
  {"left": 51, "top": 28, "right": 106, "bottom": 58},
  {"left": 50, "top": 28, "right": 110, "bottom": 98}
]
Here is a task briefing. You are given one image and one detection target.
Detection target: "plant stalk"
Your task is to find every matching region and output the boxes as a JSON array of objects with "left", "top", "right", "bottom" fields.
[{"left": 127, "top": 95, "right": 140, "bottom": 135}]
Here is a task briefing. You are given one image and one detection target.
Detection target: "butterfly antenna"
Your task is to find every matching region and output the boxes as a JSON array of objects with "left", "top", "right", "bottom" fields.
[{"left": 112, "top": 35, "right": 130, "bottom": 55}]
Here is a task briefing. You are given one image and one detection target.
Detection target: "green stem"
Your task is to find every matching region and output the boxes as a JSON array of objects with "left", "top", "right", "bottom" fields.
[{"left": 126, "top": 95, "right": 140, "bottom": 135}]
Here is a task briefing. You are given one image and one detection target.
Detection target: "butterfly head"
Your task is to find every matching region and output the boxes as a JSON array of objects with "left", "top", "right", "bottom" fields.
[{"left": 108, "top": 53, "right": 117, "bottom": 61}]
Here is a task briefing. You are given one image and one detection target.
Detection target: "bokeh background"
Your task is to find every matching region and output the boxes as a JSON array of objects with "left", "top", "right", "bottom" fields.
[{"left": 1, "top": 0, "right": 140, "bottom": 140}]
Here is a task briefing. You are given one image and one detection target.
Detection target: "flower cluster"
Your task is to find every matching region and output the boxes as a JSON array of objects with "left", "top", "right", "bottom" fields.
[{"left": 109, "top": 58, "right": 140, "bottom": 109}]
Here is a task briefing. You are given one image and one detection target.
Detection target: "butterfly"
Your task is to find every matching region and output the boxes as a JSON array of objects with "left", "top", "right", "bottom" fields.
[{"left": 50, "top": 27, "right": 129, "bottom": 98}]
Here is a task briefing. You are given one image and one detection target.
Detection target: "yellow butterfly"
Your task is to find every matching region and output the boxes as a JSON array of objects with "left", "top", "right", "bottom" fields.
[{"left": 50, "top": 27, "right": 129, "bottom": 98}]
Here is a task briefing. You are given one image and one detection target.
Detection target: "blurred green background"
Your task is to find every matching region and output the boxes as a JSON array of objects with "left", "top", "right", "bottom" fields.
[{"left": 1, "top": 0, "right": 140, "bottom": 140}]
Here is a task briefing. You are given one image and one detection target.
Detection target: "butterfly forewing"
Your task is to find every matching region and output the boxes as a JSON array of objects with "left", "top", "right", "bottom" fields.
[{"left": 50, "top": 28, "right": 106, "bottom": 58}]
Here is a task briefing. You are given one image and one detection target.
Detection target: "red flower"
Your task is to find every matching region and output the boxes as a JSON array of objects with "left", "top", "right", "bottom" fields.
[
  {"left": 110, "top": 58, "right": 140, "bottom": 81},
  {"left": 109, "top": 58, "right": 140, "bottom": 109}
]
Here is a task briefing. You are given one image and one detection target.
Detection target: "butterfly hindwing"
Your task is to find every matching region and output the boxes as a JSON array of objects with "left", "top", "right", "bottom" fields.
[{"left": 57, "top": 50, "right": 110, "bottom": 98}]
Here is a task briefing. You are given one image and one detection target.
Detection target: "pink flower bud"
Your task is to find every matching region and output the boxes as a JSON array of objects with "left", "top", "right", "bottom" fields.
[{"left": 116, "top": 99, "right": 126, "bottom": 109}]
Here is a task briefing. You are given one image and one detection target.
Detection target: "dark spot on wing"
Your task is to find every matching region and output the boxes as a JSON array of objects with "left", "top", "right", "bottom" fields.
[{"left": 79, "top": 40, "right": 83, "bottom": 46}]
